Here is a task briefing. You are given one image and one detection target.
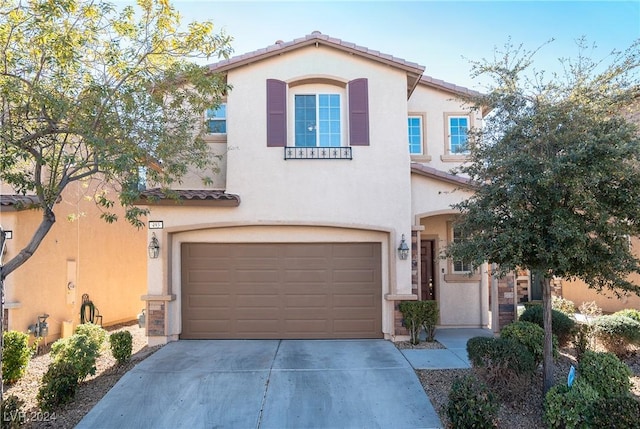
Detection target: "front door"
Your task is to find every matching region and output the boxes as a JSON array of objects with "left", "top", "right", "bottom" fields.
[{"left": 421, "top": 240, "right": 436, "bottom": 301}]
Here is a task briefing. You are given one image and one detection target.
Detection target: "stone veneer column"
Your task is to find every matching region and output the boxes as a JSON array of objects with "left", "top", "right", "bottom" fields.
[
  {"left": 497, "top": 273, "right": 516, "bottom": 329},
  {"left": 142, "top": 294, "right": 175, "bottom": 343}
]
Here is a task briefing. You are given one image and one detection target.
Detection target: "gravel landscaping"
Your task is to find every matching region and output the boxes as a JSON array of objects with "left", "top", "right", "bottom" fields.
[{"left": 3, "top": 326, "right": 639, "bottom": 428}]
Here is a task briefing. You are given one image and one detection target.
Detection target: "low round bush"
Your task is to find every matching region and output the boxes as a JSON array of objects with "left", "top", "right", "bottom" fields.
[
  {"left": 613, "top": 308, "right": 640, "bottom": 323},
  {"left": 590, "top": 395, "right": 640, "bottom": 429},
  {"left": 51, "top": 322, "right": 107, "bottom": 381},
  {"left": 579, "top": 350, "right": 632, "bottom": 397},
  {"left": 593, "top": 314, "right": 640, "bottom": 357},
  {"left": 1, "top": 395, "right": 25, "bottom": 428},
  {"left": 500, "top": 320, "right": 557, "bottom": 366},
  {"left": 110, "top": 331, "right": 133, "bottom": 364},
  {"left": 519, "top": 304, "right": 576, "bottom": 346},
  {"left": 2, "top": 330, "right": 33, "bottom": 384},
  {"left": 543, "top": 379, "right": 598, "bottom": 429},
  {"left": 446, "top": 374, "right": 498, "bottom": 429},
  {"left": 37, "top": 361, "right": 79, "bottom": 412},
  {"left": 466, "top": 336, "right": 535, "bottom": 393}
]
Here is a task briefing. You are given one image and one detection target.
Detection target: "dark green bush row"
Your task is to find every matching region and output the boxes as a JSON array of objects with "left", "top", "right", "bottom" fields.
[
  {"left": 398, "top": 300, "right": 439, "bottom": 344},
  {"left": 446, "top": 375, "right": 498, "bottom": 429},
  {"left": 2, "top": 330, "right": 33, "bottom": 384},
  {"left": 110, "top": 331, "right": 133, "bottom": 364},
  {"left": 500, "top": 320, "right": 557, "bottom": 367},
  {"left": 519, "top": 304, "right": 576, "bottom": 346},
  {"left": 38, "top": 323, "right": 107, "bottom": 411},
  {"left": 593, "top": 314, "right": 640, "bottom": 357},
  {"left": 544, "top": 351, "right": 636, "bottom": 428}
]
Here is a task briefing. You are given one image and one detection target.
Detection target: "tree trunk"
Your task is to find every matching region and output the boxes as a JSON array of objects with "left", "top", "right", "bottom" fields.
[
  {"left": 542, "top": 273, "right": 554, "bottom": 394},
  {"left": 1, "top": 227, "right": 7, "bottom": 406}
]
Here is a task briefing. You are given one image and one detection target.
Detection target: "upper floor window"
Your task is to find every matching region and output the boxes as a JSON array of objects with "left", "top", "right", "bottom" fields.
[
  {"left": 448, "top": 115, "right": 469, "bottom": 154},
  {"left": 408, "top": 116, "right": 423, "bottom": 155},
  {"left": 295, "top": 94, "right": 341, "bottom": 147},
  {"left": 206, "top": 103, "right": 227, "bottom": 134}
]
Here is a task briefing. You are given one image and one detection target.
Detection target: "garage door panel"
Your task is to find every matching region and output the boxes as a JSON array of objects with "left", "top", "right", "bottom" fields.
[{"left": 181, "top": 242, "right": 381, "bottom": 339}]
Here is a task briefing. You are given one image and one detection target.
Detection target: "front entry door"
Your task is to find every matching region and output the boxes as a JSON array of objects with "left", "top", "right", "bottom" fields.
[{"left": 421, "top": 240, "right": 436, "bottom": 301}]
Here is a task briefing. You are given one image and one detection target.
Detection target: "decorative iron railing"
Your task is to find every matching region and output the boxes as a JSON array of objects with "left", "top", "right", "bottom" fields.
[{"left": 284, "top": 146, "right": 352, "bottom": 160}]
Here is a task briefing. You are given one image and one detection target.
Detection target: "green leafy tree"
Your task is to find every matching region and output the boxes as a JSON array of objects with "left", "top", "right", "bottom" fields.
[
  {"left": 447, "top": 38, "right": 640, "bottom": 394},
  {"left": 0, "top": 0, "right": 231, "bottom": 401}
]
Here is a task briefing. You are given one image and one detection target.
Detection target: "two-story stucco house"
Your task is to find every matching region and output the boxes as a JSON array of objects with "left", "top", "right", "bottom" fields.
[{"left": 137, "top": 32, "right": 494, "bottom": 345}]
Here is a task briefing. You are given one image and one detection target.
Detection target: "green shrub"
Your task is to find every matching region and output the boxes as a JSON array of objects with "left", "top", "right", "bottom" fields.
[
  {"left": 466, "top": 336, "right": 535, "bottom": 392},
  {"left": 419, "top": 301, "right": 439, "bottom": 342},
  {"left": 110, "top": 331, "right": 133, "bottom": 364},
  {"left": 2, "top": 330, "right": 33, "bottom": 384},
  {"left": 613, "top": 308, "right": 640, "bottom": 323},
  {"left": 543, "top": 379, "right": 599, "bottom": 429},
  {"left": 519, "top": 304, "right": 576, "bottom": 346},
  {"left": 51, "top": 323, "right": 107, "bottom": 381},
  {"left": 446, "top": 374, "right": 498, "bottom": 429},
  {"left": 37, "top": 361, "right": 79, "bottom": 412},
  {"left": 500, "top": 320, "right": 558, "bottom": 366},
  {"left": 578, "top": 350, "right": 632, "bottom": 397},
  {"left": 398, "top": 301, "right": 439, "bottom": 344},
  {"left": 1, "top": 395, "right": 25, "bottom": 428},
  {"left": 590, "top": 395, "right": 640, "bottom": 429},
  {"left": 572, "top": 323, "right": 594, "bottom": 363},
  {"left": 593, "top": 315, "right": 640, "bottom": 357}
]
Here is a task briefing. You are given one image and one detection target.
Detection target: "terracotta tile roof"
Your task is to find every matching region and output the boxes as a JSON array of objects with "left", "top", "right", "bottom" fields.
[
  {"left": 135, "top": 189, "right": 241, "bottom": 207},
  {"left": 0, "top": 195, "right": 41, "bottom": 211},
  {"left": 418, "top": 75, "right": 483, "bottom": 98},
  {"left": 208, "top": 31, "right": 426, "bottom": 76},
  {"left": 410, "top": 163, "right": 475, "bottom": 188}
]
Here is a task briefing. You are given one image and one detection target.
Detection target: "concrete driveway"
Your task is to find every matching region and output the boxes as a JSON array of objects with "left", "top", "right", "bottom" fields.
[{"left": 77, "top": 340, "right": 441, "bottom": 429}]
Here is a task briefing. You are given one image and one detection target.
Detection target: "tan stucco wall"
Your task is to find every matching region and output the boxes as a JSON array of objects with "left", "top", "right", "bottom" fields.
[
  {"left": 143, "top": 45, "right": 418, "bottom": 342},
  {"left": 418, "top": 214, "right": 486, "bottom": 327},
  {"left": 408, "top": 83, "right": 482, "bottom": 172},
  {"left": 2, "top": 181, "right": 146, "bottom": 339},
  {"left": 562, "top": 237, "right": 640, "bottom": 313}
]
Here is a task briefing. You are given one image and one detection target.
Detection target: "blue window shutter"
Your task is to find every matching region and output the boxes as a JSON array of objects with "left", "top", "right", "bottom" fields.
[
  {"left": 267, "top": 79, "right": 287, "bottom": 147},
  {"left": 348, "top": 78, "right": 369, "bottom": 146}
]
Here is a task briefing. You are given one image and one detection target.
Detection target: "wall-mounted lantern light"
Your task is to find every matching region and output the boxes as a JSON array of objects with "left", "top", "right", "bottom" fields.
[
  {"left": 398, "top": 234, "right": 410, "bottom": 260},
  {"left": 148, "top": 233, "right": 160, "bottom": 259}
]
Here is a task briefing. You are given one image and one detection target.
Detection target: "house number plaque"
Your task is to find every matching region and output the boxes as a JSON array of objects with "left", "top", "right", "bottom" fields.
[{"left": 149, "top": 221, "right": 164, "bottom": 230}]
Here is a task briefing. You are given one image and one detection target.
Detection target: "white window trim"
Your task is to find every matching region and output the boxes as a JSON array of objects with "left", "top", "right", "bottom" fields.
[{"left": 444, "top": 222, "right": 480, "bottom": 282}]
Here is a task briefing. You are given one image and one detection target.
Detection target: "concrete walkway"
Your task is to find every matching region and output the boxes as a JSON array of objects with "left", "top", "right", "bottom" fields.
[
  {"left": 400, "top": 328, "right": 495, "bottom": 370},
  {"left": 77, "top": 340, "right": 443, "bottom": 429}
]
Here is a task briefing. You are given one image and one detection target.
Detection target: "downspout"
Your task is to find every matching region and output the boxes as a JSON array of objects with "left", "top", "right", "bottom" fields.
[{"left": 480, "top": 261, "right": 489, "bottom": 328}]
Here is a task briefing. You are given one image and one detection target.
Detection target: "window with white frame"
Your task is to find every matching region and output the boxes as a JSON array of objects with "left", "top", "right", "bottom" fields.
[
  {"left": 452, "top": 226, "right": 472, "bottom": 273},
  {"left": 408, "top": 116, "right": 423, "bottom": 155},
  {"left": 205, "top": 103, "right": 227, "bottom": 134},
  {"left": 448, "top": 115, "right": 469, "bottom": 154},
  {"left": 294, "top": 94, "right": 341, "bottom": 147}
]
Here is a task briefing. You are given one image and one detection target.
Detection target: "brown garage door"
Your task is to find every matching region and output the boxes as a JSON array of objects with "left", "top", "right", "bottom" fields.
[{"left": 180, "top": 242, "right": 382, "bottom": 339}]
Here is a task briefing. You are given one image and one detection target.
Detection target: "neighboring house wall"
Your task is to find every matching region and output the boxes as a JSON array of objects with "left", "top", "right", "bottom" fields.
[
  {"left": 1, "top": 180, "right": 146, "bottom": 340},
  {"left": 562, "top": 237, "right": 640, "bottom": 313}
]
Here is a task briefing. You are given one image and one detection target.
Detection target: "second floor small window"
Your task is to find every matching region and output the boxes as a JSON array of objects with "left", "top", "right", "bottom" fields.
[
  {"left": 408, "top": 116, "right": 423, "bottom": 155},
  {"left": 448, "top": 116, "right": 469, "bottom": 154},
  {"left": 206, "top": 104, "right": 227, "bottom": 134},
  {"left": 294, "top": 94, "right": 341, "bottom": 147}
]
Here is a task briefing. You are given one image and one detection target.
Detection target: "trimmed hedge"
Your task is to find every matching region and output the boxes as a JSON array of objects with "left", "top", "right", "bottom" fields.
[
  {"left": 543, "top": 380, "right": 598, "bottom": 429},
  {"left": 519, "top": 304, "right": 576, "bottom": 346},
  {"left": 613, "top": 308, "right": 640, "bottom": 323},
  {"left": 2, "top": 330, "right": 33, "bottom": 384},
  {"left": 446, "top": 375, "right": 498, "bottom": 429},
  {"left": 500, "top": 320, "right": 557, "bottom": 366},
  {"left": 593, "top": 315, "right": 640, "bottom": 357},
  {"left": 578, "top": 350, "right": 632, "bottom": 397},
  {"left": 398, "top": 300, "right": 439, "bottom": 344}
]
